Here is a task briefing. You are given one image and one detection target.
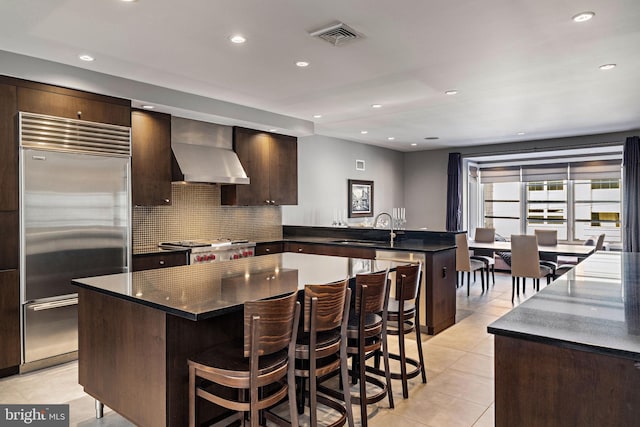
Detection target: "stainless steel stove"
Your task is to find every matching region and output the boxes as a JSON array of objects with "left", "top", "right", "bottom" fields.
[{"left": 159, "top": 239, "right": 256, "bottom": 265}]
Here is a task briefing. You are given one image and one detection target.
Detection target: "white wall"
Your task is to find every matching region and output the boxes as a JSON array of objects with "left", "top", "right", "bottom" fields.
[{"left": 282, "top": 135, "right": 404, "bottom": 226}]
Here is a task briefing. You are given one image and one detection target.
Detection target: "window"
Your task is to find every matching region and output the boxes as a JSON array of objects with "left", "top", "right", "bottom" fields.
[{"left": 475, "top": 157, "right": 622, "bottom": 243}]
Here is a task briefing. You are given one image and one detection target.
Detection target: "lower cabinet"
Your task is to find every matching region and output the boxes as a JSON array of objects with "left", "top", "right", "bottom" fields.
[
  {"left": 284, "top": 242, "right": 376, "bottom": 259},
  {"left": 254, "top": 242, "right": 284, "bottom": 256},
  {"left": 132, "top": 252, "right": 188, "bottom": 272},
  {"left": 0, "top": 269, "right": 20, "bottom": 376}
]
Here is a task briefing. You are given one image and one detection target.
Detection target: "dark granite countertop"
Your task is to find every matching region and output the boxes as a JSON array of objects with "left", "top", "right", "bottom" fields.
[
  {"left": 72, "top": 253, "right": 395, "bottom": 321},
  {"left": 488, "top": 251, "right": 640, "bottom": 360}
]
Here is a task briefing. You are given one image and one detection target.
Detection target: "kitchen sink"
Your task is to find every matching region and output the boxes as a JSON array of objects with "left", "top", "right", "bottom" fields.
[{"left": 330, "top": 239, "right": 385, "bottom": 246}]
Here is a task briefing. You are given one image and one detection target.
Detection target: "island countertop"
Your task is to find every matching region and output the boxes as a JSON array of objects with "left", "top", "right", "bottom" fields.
[
  {"left": 72, "top": 253, "right": 394, "bottom": 321},
  {"left": 488, "top": 251, "right": 640, "bottom": 360}
]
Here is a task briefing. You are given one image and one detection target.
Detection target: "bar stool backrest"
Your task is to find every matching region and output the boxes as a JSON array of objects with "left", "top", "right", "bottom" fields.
[
  {"left": 243, "top": 290, "right": 299, "bottom": 357},
  {"left": 303, "top": 279, "right": 349, "bottom": 332},
  {"left": 394, "top": 263, "right": 422, "bottom": 302},
  {"left": 355, "top": 270, "right": 389, "bottom": 316}
]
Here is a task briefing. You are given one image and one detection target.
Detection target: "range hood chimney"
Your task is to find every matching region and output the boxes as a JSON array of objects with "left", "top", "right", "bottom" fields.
[{"left": 171, "top": 117, "right": 249, "bottom": 184}]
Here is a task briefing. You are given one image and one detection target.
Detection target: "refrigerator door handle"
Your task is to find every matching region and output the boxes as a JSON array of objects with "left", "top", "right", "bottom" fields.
[{"left": 28, "top": 298, "right": 79, "bottom": 311}]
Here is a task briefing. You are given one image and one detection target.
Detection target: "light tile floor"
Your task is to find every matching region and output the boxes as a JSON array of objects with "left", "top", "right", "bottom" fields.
[{"left": 0, "top": 272, "right": 536, "bottom": 426}]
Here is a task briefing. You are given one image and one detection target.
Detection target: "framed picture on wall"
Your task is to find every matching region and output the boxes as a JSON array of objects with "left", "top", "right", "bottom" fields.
[{"left": 348, "top": 179, "right": 374, "bottom": 218}]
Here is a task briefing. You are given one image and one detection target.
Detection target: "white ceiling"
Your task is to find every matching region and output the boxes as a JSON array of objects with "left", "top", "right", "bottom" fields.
[{"left": 1, "top": 0, "right": 639, "bottom": 152}]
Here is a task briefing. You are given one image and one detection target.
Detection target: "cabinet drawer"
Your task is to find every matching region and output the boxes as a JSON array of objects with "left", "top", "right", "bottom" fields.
[
  {"left": 284, "top": 242, "right": 375, "bottom": 259},
  {"left": 132, "top": 252, "right": 188, "bottom": 271},
  {"left": 255, "top": 242, "right": 284, "bottom": 256}
]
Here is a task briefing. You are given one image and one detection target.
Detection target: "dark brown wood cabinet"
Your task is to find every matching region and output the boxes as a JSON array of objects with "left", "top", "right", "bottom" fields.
[
  {"left": 16, "top": 84, "right": 130, "bottom": 127},
  {"left": 0, "top": 269, "right": 20, "bottom": 375},
  {"left": 0, "top": 84, "right": 17, "bottom": 211},
  {"left": 131, "top": 109, "right": 172, "bottom": 206},
  {"left": 284, "top": 242, "right": 376, "bottom": 259},
  {"left": 132, "top": 252, "right": 188, "bottom": 272},
  {"left": 254, "top": 242, "right": 284, "bottom": 256},
  {"left": 221, "top": 127, "right": 297, "bottom": 206}
]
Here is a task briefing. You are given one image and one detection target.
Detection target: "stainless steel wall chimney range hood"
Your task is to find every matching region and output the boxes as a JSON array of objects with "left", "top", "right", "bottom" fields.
[{"left": 171, "top": 117, "right": 250, "bottom": 184}]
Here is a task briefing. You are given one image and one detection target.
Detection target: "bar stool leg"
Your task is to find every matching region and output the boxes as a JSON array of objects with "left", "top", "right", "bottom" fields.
[
  {"left": 415, "top": 312, "right": 427, "bottom": 384},
  {"left": 398, "top": 307, "right": 409, "bottom": 399}
]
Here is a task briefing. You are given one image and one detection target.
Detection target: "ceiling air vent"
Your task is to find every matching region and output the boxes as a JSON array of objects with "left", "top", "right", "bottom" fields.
[{"left": 309, "top": 22, "right": 363, "bottom": 46}]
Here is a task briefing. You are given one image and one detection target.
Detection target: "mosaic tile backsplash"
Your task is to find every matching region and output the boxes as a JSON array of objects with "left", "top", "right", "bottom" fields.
[{"left": 132, "top": 183, "right": 282, "bottom": 248}]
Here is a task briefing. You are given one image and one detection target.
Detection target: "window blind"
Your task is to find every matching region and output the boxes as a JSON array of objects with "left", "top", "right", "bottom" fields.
[
  {"left": 569, "top": 160, "right": 622, "bottom": 180},
  {"left": 479, "top": 166, "right": 520, "bottom": 183},
  {"left": 521, "top": 163, "right": 569, "bottom": 182}
]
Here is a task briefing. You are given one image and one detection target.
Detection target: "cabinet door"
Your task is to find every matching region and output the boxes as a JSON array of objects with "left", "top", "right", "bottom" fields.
[
  {"left": 0, "top": 211, "right": 18, "bottom": 270},
  {"left": 131, "top": 110, "right": 172, "bottom": 206},
  {"left": 0, "top": 269, "right": 20, "bottom": 372},
  {"left": 231, "top": 128, "right": 271, "bottom": 205},
  {"left": 269, "top": 134, "right": 298, "bottom": 205},
  {"left": 0, "top": 84, "right": 17, "bottom": 211},
  {"left": 17, "top": 86, "right": 131, "bottom": 127}
]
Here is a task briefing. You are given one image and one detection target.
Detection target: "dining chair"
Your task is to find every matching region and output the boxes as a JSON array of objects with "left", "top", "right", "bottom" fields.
[
  {"left": 471, "top": 227, "right": 496, "bottom": 285},
  {"left": 455, "top": 233, "right": 486, "bottom": 296},
  {"left": 534, "top": 229, "right": 559, "bottom": 276},
  {"left": 187, "top": 291, "right": 301, "bottom": 427},
  {"left": 296, "top": 279, "right": 354, "bottom": 427},
  {"left": 510, "top": 235, "right": 553, "bottom": 302},
  {"left": 555, "top": 233, "right": 606, "bottom": 277}
]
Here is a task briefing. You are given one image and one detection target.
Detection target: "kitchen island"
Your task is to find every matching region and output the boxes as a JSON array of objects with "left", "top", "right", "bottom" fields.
[
  {"left": 72, "top": 253, "right": 395, "bottom": 427},
  {"left": 488, "top": 251, "right": 640, "bottom": 426}
]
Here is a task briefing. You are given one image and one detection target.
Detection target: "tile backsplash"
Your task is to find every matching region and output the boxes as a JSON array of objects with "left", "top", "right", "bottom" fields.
[{"left": 132, "top": 183, "right": 282, "bottom": 248}]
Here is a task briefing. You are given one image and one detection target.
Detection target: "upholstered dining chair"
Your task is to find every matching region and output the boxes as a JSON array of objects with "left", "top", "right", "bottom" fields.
[
  {"left": 455, "top": 233, "right": 486, "bottom": 296},
  {"left": 510, "top": 235, "right": 553, "bottom": 302},
  {"left": 534, "top": 229, "right": 559, "bottom": 276},
  {"left": 471, "top": 227, "right": 496, "bottom": 285}
]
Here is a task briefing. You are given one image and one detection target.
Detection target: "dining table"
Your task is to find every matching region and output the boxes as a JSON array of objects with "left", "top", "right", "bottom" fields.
[{"left": 468, "top": 240, "right": 596, "bottom": 257}]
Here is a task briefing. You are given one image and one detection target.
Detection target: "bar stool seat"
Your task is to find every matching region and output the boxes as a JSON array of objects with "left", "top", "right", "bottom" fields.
[{"left": 188, "top": 291, "right": 301, "bottom": 427}]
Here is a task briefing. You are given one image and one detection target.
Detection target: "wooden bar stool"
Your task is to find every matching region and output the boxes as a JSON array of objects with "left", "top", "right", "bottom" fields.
[
  {"left": 347, "top": 270, "right": 394, "bottom": 427},
  {"left": 187, "top": 291, "right": 301, "bottom": 427},
  {"left": 382, "top": 263, "right": 427, "bottom": 399},
  {"left": 296, "top": 279, "right": 354, "bottom": 427}
]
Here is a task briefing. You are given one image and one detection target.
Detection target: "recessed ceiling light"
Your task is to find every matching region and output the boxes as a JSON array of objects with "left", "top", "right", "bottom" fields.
[
  {"left": 424, "top": 136, "right": 440, "bottom": 140},
  {"left": 230, "top": 35, "right": 246, "bottom": 44},
  {"left": 268, "top": 128, "right": 277, "bottom": 132},
  {"left": 517, "top": 132, "right": 526, "bottom": 136},
  {"left": 387, "top": 137, "right": 395, "bottom": 141},
  {"left": 141, "top": 105, "right": 154, "bottom": 110},
  {"left": 121, "top": 0, "right": 139, "bottom": 2},
  {"left": 572, "top": 11, "right": 595, "bottom": 22},
  {"left": 296, "top": 61, "right": 309, "bottom": 67},
  {"left": 445, "top": 90, "right": 458, "bottom": 95},
  {"left": 78, "top": 54, "right": 95, "bottom": 62},
  {"left": 313, "top": 114, "right": 322, "bottom": 118},
  {"left": 371, "top": 104, "right": 382, "bottom": 108},
  {"left": 599, "top": 63, "right": 616, "bottom": 70},
  {"left": 411, "top": 143, "right": 417, "bottom": 146},
  {"left": 360, "top": 130, "right": 368, "bottom": 134}
]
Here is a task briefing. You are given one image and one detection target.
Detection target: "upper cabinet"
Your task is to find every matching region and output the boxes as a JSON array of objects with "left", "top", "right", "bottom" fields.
[
  {"left": 15, "top": 83, "right": 130, "bottom": 127},
  {"left": 222, "top": 127, "right": 298, "bottom": 206},
  {"left": 131, "top": 109, "right": 172, "bottom": 206}
]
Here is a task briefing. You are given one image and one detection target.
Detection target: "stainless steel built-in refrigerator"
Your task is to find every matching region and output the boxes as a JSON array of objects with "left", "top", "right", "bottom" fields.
[{"left": 19, "top": 112, "right": 131, "bottom": 369}]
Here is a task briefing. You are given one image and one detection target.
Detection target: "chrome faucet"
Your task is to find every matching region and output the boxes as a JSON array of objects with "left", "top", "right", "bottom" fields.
[{"left": 374, "top": 212, "right": 396, "bottom": 246}]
